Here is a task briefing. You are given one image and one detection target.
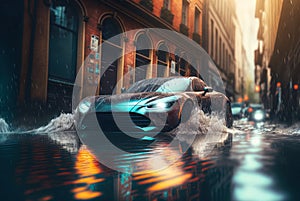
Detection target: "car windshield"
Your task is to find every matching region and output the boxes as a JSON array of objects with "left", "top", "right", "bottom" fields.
[
  {"left": 250, "top": 104, "right": 263, "bottom": 110},
  {"left": 231, "top": 103, "right": 242, "bottom": 108},
  {"left": 126, "top": 77, "right": 191, "bottom": 93},
  {"left": 231, "top": 107, "right": 242, "bottom": 114}
]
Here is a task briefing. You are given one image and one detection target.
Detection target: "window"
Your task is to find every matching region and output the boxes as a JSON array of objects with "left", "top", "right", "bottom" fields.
[
  {"left": 179, "top": 55, "right": 188, "bottom": 76},
  {"left": 100, "top": 17, "right": 123, "bottom": 95},
  {"left": 101, "top": 17, "right": 122, "bottom": 46},
  {"left": 157, "top": 43, "right": 169, "bottom": 77},
  {"left": 210, "top": 20, "right": 214, "bottom": 57},
  {"left": 215, "top": 29, "right": 218, "bottom": 62},
  {"left": 163, "top": 0, "right": 171, "bottom": 10},
  {"left": 127, "top": 77, "right": 190, "bottom": 93},
  {"left": 174, "top": 51, "right": 188, "bottom": 76},
  {"left": 49, "top": 0, "right": 79, "bottom": 83},
  {"left": 190, "top": 57, "right": 198, "bottom": 77},
  {"left": 182, "top": 0, "right": 189, "bottom": 25},
  {"left": 219, "top": 37, "right": 221, "bottom": 65},
  {"left": 225, "top": 50, "right": 228, "bottom": 72},
  {"left": 194, "top": 8, "right": 200, "bottom": 33},
  {"left": 222, "top": 43, "right": 225, "bottom": 68},
  {"left": 229, "top": 55, "right": 232, "bottom": 73},
  {"left": 135, "top": 33, "right": 152, "bottom": 82}
]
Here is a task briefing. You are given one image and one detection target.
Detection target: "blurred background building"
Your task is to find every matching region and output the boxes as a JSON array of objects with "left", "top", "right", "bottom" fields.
[
  {"left": 202, "top": 0, "right": 243, "bottom": 100},
  {"left": 255, "top": 0, "right": 300, "bottom": 122}
]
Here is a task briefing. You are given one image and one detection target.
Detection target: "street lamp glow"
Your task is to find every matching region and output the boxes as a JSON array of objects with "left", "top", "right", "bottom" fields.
[{"left": 294, "top": 84, "right": 299, "bottom": 90}]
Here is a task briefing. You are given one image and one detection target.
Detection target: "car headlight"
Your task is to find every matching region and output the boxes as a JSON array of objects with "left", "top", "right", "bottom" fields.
[
  {"left": 146, "top": 101, "right": 174, "bottom": 109},
  {"left": 78, "top": 99, "right": 92, "bottom": 114},
  {"left": 147, "top": 101, "right": 174, "bottom": 110},
  {"left": 254, "top": 111, "right": 264, "bottom": 121}
]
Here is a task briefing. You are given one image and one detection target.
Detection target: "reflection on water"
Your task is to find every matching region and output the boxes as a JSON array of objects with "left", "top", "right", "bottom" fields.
[
  {"left": 1, "top": 123, "right": 300, "bottom": 200},
  {"left": 232, "top": 132, "right": 286, "bottom": 201},
  {"left": 71, "top": 147, "right": 104, "bottom": 200}
]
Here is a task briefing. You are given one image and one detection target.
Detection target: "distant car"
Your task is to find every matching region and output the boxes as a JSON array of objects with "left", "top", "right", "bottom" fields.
[
  {"left": 75, "top": 77, "right": 233, "bottom": 140},
  {"left": 247, "top": 104, "right": 266, "bottom": 122},
  {"left": 231, "top": 102, "right": 243, "bottom": 119}
]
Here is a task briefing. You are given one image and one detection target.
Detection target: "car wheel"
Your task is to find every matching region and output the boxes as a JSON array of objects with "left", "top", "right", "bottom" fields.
[{"left": 181, "top": 100, "right": 193, "bottom": 123}]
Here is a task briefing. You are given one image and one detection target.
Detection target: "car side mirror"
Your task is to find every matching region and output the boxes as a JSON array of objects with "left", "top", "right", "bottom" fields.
[{"left": 203, "top": 86, "right": 213, "bottom": 96}]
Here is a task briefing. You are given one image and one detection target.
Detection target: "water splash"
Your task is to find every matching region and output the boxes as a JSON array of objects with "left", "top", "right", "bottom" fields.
[
  {"left": 33, "top": 113, "right": 75, "bottom": 134},
  {"left": 0, "top": 118, "right": 9, "bottom": 133},
  {"left": 48, "top": 132, "right": 80, "bottom": 153},
  {"left": 270, "top": 122, "right": 300, "bottom": 136},
  {"left": 173, "top": 107, "right": 229, "bottom": 157}
]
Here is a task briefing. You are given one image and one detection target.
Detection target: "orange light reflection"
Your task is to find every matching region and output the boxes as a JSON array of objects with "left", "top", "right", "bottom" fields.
[
  {"left": 148, "top": 174, "right": 192, "bottom": 192},
  {"left": 74, "top": 191, "right": 102, "bottom": 200},
  {"left": 133, "top": 155, "right": 191, "bottom": 192},
  {"left": 71, "top": 147, "right": 103, "bottom": 199}
]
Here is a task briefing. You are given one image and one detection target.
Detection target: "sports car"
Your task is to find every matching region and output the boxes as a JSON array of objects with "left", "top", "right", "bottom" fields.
[{"left": 74, "top": 77, "right": 233, "bottom": 139}]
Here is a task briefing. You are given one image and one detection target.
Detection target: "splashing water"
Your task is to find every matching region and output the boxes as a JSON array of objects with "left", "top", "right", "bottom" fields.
[
  {"left": 269, "top": 122, "right": 300, "bottom": 136},
  {"left": 33, "top": 113, "right": 75, "bottom": 134},
  {"left": 173, "top": 107, "right": 229, "bottom": 157},
  {"left": 0, "top": 118, "right": 9, "bottom": 133},
  {"left": 0, "top": 114, "right": 78, "bottom": 151}
]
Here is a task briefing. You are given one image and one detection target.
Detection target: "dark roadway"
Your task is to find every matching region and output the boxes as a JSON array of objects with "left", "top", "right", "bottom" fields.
[{"left": 0, "top": 119, "right": 300, "bottom": 201}]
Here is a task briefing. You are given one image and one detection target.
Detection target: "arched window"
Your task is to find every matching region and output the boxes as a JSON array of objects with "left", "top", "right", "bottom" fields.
[
  {"left": 179, "top": 54, "right": 188, "bottom": 76},
  {"left": 100, "top": 17, "right": 123, "bottom": 95},
  {"left": 135, "top": 33, "right": 152, "bottom": 82},
  {"left": 174, "top": 48, "right": 181, "bottom": 76},
  {"left": 157, "top": 43, "right": 169, "bottom": 77},
  {"left": 101, "top": 17, "right": 122, "bottom": 46},
  {"left": 190, "top": 57, "right": 198, "bottom": 77},
  {"left": 49, "top": 0, "right": 79, "bottom": 83}
]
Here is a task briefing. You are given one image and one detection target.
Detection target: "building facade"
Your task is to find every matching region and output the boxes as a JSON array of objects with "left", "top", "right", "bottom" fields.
[
  {"left": 2, "top": 0, "right": 207, "bottom": 117},
  {"left": 254, "top": 0, "right": 283, "bottom": 109},
  {"left": 234, "top": 17, "right": 246, "bottom": 100},
  {"left": 255, "top": 0, "right": 300, "bottom": 122},
  {"left": 202, "top": 0, "right": 237, "bottom": 100}
]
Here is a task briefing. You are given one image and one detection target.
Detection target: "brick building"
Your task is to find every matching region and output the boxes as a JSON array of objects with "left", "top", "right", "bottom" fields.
[{"left": 1, "top": 0, "right": 208, "bottom": 117}]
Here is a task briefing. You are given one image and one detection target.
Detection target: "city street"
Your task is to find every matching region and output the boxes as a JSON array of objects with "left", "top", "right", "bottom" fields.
[
  {"left": 1, "top": 116, "right": 300, "bottom": 201},
  {"left": 1, "top": 0, "right": 300, "bottom": 201}
]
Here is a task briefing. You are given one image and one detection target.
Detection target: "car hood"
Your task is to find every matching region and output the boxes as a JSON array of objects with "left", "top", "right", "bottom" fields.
[{"left": 93, "top": 92, "right": 181, "bottom": 112}]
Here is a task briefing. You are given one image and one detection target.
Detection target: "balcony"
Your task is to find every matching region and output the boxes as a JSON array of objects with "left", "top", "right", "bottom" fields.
[
  {"left": 160, "top": 7, "right": 174, "bottom": 25},
  {"left": 139, "top": 0, "right": 153, "bottom": 12},
  {"left": 180, "top": 24, "right": 189, "bottom": 36}
]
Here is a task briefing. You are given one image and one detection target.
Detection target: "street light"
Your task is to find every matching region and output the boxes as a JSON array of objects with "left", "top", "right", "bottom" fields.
[
  {"left": 276, "top": 82, "right": 281, "bottom": 88},
  {"left": 255, "top": 85, "right": 260, "bottom": 93},
  {"left": 293, "top": 84, "right": 299, "bottom": 90}
]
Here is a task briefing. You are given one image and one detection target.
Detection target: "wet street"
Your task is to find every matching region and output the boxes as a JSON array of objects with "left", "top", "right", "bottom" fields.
[{"left": 1, "top": 119, "right": 300, "bottom": 201}]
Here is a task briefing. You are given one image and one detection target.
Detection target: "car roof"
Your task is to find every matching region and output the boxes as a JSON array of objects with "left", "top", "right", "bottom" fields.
[
  {"left": 136, "top": 76, "right": 204, "bottom": 83},
  {"left": 232, "top": 102, "right": 242, "bottom": 107}
]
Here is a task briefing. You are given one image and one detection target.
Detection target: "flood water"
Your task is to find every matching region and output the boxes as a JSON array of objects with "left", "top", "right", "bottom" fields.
[{"left": 1, "top": 118, "right": 300, "bottom": 201}]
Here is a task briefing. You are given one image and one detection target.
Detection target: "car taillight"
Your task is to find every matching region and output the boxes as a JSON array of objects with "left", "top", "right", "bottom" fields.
[{"left": 248, "top": 107, "right": 253, "bottom": 113}]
